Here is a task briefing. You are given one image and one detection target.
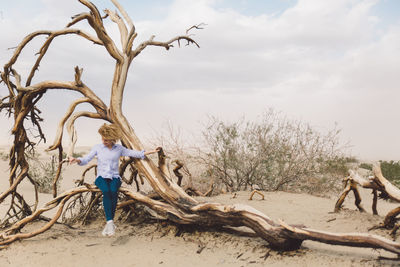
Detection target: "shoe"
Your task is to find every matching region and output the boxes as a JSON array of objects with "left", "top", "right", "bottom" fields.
[
  {"left": 102, "top": 224, "right": 109, "bottom": 236},
  {"left": 107, "top": 221, "right": 116, "bottom": 236},
  {"left": 102, "top": 221, "right": 116, "bottom": 236}
]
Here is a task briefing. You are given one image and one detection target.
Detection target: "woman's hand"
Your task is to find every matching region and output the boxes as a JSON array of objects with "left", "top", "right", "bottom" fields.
[
  {"left": 68, "top": 157, "right": 81, "bottom": 164},
  {"left": 144, "top": 147, "right": 162, "bottom": 156}
]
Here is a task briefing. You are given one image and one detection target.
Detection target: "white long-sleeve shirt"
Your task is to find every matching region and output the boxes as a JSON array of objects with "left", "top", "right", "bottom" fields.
[{"left": 78, "top": 143, "right": 145, "bottom": 179}]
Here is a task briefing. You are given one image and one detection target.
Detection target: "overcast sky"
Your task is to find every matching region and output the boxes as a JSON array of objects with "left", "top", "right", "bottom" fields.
[{"left": 0, "top": 0, "right": 399, "bottom": 160}]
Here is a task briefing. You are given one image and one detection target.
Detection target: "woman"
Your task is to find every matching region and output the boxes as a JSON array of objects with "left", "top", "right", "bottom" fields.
[{"left": 69, "top": 123, "right": 160, "bottom": 236}]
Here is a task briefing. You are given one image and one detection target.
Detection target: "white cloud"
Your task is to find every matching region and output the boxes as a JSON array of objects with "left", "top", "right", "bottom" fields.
[{"left": 1, "top": 0, "right": 399, "bottom": 160}]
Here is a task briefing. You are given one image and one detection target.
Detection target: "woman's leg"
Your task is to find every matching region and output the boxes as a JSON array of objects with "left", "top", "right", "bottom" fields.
[
  {"left": 109, "top": 177, "right": 122, "bottom": 219},
  {"left": 95, "top": 176, "right": 113, "bottom": 221}
]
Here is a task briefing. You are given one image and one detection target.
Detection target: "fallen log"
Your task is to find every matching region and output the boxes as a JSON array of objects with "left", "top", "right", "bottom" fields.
[{"left": 2, "top": 185, "right": 400, "bottom": 255}]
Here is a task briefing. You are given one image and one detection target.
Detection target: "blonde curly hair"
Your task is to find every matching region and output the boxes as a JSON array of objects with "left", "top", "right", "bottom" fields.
[{"left": 98, "top": 123, "right": 121, "bottom": 141}]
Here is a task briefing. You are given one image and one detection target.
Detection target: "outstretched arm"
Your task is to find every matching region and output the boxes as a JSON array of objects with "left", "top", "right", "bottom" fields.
[
  {"left": 121, "top": 146, "right": 161, "bottom": 159},
  {"left": 144, "top": 147, "right": 162, "bottom": 156},
  {"left": 68, "top": 157, "right": 82, "bottom": 164},
  {"left": 69, "top": 146, "right": 97, "bottom": 165}
]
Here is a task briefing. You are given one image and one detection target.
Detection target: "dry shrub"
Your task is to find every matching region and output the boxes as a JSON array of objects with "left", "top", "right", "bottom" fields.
[
  {"left": 198, "top": 110, "right": 350, "bottom": 194},
  {"left": 152, "top": 110, "right": 351, "bottom": 196},
  {"left": 27, "top": 154, "right": 62, "bottom": 194}
]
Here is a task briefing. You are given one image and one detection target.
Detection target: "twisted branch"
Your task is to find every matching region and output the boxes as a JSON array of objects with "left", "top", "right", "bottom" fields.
[
  {"left": 77, "top": 0, "right": 123, "bottom": 61},
  {"left": 65, "top": 111, "right": 104, "bottom": 157},
  {"left": 110, "top": 0, "right": 134, "bottom": 31},
  {"left": 131, "top": 31, "right": 200, "bottom": 61},
  {"left": 104, "top": 9, "right": 128, "bottom": 48},
  {"left": 47, "top": 97, "right": 92, "bottom": 151},
  {"left": 26, "top": 29, "right": 103, "bottom": 86}
]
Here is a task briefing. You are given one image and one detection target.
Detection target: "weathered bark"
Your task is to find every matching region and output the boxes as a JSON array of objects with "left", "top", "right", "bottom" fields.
[
  {"left": 334, "top": 179, "right": 365, "bottom": 213},
  {"left": 384, "top": 207, "right": 400, "bottom": 229},
  {"left": 77, "top": 164, "right": 98, "bottom": 186},
  {"left": 2, "top": 0, "right": 400, "bottom": 257},
  {"left": 372, "top": 189, "right": 378, "bottom": 215},
  {"left": 173, "top": 160, "right": 184, "bottom": 186},
  {"left": 157, "top": 148, "right": 170, "bottom": 178}
]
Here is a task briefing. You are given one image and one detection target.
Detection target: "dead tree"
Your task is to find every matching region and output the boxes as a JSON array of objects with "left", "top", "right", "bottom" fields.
[
  {"left": 2, "top": 0, "right": 400, "bottom": 256},
  {"left": 335, "top": 163, "right": 400, "bottom": 232}
]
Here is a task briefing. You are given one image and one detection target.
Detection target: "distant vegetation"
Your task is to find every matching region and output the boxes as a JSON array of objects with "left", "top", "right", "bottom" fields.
[
  {"left": 359, "top": 162, "right": 372, "bottom": 171},
  {"left": 197, "top": 111, "right": 350, "bottom": 195},
  {"left": 379, "top": 160, "right": 400, "bottom": 187},
  {"left": 0, "top": 150, "right": 9, "bottom": 161},
  {"left": 62, "top": 152, "right": 85, "bottom": 159},
  {"left": 359, "top": 160, "right": 400, "bottom": 187},
  {"left": 27, "top": 153, "right": 62, "bottom": 194},
  {"left": 155, "top": 110, "right": 352, "bottom": 196},
  {"left": 6, "top": 111, "right": 395, "bottom": 197}
]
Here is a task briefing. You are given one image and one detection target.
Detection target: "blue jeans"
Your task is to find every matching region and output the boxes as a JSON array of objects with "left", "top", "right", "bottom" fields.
[{"left": 95, "top": 176, "right": 122, "bottom": 221}]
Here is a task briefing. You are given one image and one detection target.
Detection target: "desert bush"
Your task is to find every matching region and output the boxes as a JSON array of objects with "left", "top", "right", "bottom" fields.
[
  {"left": 0, "top": 151, "right": 9, "bottom": 161},
  {"left": 62, "top": 151, "right": 85, "bottom": 159},
  {"left": 198, "top": 110, "right": 348, "bottom": 194},
  {"left": 28, "top": 154, "right": 62, "bottom": 194},
  {"left": 379, "top": 160, "right": 400, "bottom": 187},
  {"left": 359, "top": 162, "right": 373, "bottom": 171}
]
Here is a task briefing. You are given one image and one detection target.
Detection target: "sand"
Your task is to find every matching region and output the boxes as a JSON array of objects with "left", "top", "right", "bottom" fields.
[{"left": 1, "top": 149, "right": 400, "bottom": 266}]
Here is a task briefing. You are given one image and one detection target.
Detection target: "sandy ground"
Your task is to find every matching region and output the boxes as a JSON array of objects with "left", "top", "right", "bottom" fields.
[{"left": 1, "top": 147, "right": 400, "bottom": 266}]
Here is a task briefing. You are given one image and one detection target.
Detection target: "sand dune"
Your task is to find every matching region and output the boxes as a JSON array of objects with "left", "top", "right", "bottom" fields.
[{"left": 1, "top": 151, "right": 400, "bottom": 266}]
